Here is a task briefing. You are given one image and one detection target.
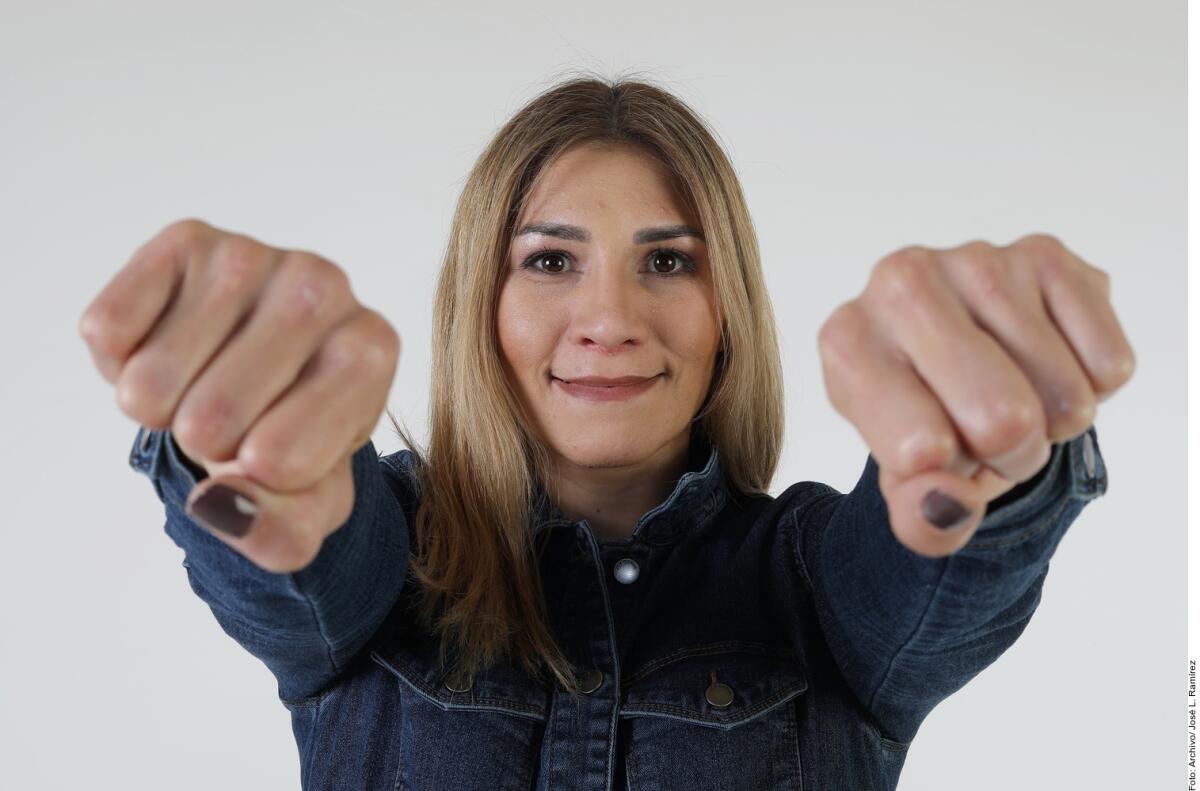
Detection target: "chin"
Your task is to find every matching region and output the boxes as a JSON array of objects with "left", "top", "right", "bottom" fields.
[{"left": 549, "top": 430, "right": 665, "bottom": 469}]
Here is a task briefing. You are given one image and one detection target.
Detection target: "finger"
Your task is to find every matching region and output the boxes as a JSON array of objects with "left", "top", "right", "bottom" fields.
[
  {"left": 935, "top": 241, "right": 1097, "bottom": 443},
  {"left": 79, "top": 219, "right": 209, "bottom": 386},
  {"left": 867, "top": 249, "right": 1051, "bottom": 483},
  {"left": 875, "top": 464, "right": 988, "bottom": 558},
  {"left": 818, "top": 300, "right": 983, "bottom": 481},
  {"left": 172, "top": 251, "right": 359, "bottom": 464},
  {"left": 183, "top": 453, "right": 357, "bottom": 574},
  {"left": 819, "top": 302, "right": 1005, "bottom": 557},
  {"left": 116, "top": 232, "right": 278, "bottom": 428},
  {"left": 878, "top": 463, "right": 1017, "bottom": 518},
  {"left": 84, "top": 343, "right": 123, "bottom": 384},
  {"left": 233, "top": 307, "right": 400, "bottom": 493},
  {"left": 1013, "top": 234, "right": 1136, "bottom": 402}
]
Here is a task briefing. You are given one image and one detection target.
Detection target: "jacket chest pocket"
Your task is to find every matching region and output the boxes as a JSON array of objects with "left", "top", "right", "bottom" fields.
[
  {"left": 618, "top": 642, "right": 809, "bottom": 791},
  {"left": 370, "top": 641, "right": 550, "bottom": 791}
]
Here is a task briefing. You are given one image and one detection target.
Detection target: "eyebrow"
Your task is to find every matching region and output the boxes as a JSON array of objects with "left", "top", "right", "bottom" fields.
[{"left": 514, "top": 221, "right": 705, "bottom": 244}]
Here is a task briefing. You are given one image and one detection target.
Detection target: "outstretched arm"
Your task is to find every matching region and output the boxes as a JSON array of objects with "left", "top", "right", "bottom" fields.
[
  {"left": 130, "top": 426, "right": 418, "bottom": 706},
  {"left": 793, "top": 424, "right": 1106, "bottom": 744},
  {"left": 796, "top": 233, "right": 1132, "bottom": 742}
]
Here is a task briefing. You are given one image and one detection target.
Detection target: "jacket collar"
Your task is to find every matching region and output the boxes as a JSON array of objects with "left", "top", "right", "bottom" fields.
[{"left": 530, "top": 424, "right": 728, "bottom": 546}]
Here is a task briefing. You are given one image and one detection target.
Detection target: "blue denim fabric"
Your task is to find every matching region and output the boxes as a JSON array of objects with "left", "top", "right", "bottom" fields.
[{"left": 128, "top": 422, "right": 1107, "bottom": 790}]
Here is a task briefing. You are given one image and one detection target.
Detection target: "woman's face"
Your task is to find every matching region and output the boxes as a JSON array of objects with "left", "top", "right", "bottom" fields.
[{"left": 497, "top": 142, "right": 722, "bottom": 470}]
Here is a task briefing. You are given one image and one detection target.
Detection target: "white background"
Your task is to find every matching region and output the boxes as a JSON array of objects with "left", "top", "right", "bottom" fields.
[{"left": 0, "top": 1, "right": 1182, "bottom": 788}]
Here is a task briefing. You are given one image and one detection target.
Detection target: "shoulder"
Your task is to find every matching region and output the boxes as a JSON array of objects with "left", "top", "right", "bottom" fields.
[
  {"left": 738, "top": 476, "right": 841, "bottom": 518},
  {"left": 376, "top": 446, "right": 425, "bottom": 512}
]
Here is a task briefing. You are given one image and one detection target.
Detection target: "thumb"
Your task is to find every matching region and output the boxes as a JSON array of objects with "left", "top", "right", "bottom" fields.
[
  {"left": 183, "top": 455, "right": 356, "bottom": 574},
  {"left": 876, "top": 458, "right": 1015, "bottom": 558}
]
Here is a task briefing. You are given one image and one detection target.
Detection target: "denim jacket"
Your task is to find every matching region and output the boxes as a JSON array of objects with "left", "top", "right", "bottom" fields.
[{"left": 128, "top": 422, "right": 1107, "bottom": 791}]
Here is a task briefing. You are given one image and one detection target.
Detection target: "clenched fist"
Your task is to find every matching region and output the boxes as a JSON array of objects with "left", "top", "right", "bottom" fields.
[
  {"left": 817, "top": 234, "right": 1134, "bottom": 558},
  {"left": 79, "top": 218, "right": 401, "bottom": 573}
]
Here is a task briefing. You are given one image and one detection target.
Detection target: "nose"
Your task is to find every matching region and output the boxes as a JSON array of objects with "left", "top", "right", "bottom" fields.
[{"left": 569, "top": 259, "right": 649, "bottom": 353}]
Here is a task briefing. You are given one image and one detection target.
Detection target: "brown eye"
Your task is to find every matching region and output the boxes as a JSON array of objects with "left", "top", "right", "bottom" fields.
[
  {"left": 524, "top": 251, "right": 571, "bottom": 274},
  {"left": 651, "top": 252, "right": 676, "bottom": 273},
  {"left": 541, "top": 254, "right": 566, "bottom": 273},
  {"left": 648, "top": 249, "right": 695, "bottom": 276}
]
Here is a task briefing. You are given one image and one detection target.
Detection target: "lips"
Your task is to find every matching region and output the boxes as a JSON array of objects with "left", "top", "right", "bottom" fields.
[
  {"left": 556, "top": 375, "right": 657, "bottom": 386},
  {"left": 552, "top": 373, "right": 662, "bottom": 402}
]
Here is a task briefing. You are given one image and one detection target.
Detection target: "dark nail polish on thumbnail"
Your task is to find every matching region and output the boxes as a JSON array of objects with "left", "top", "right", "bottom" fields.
[
  {"left": 187, "top": 484, "right": 258, "bottom": 538},
  {"left": 921, "top": 489, "right": 971, "bottom": 529}
]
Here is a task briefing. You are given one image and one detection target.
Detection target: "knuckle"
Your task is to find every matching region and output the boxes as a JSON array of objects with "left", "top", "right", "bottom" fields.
[
  {"left": 326, "top": 313, "right": 396, "bottom": 378},
  {"left": 1046, "top": 380, "right": 1097, "bottom": 437},
  {"left": 276, "top": 252, "right": 348, "bottom": 325},
  {"left": 365, "top": 321, "right": 402, "bottom": 375},
  {"left": 958, "top": 246, "right": 1009, "bottom": 298},
  {"left": 160, "top": 218, "right": 212, "bottom": 249},
  {"left": 893, "top": 431, "right": 956, "bottom": 475},
  {"left": 359, "top": 332, "right": 396, "bottom": 378},
  {"left": 284, "top": 251, "right": 350, "bottom": 291},
  {"left": 870, "top": 246, "right": 936, "bottom": 305},
  {"left": 173, "top": 391, "right": 240, "bottom": 455},
  {"left": 1014, "top": 232, "right": 1065, "bottom": 260},
  {"left": 1098, "top": 349, "right": 1136, "bottom": 392},
  {"left": 78, "top": 300, "right": 121, "bottom": 351},
  {"left": 1038, "top": 254, "right": 1076, "bottom": 287},
  {"left": 974, "top": 401, "right": 1042, "bottom": 455},
  {"left": 817, "top": 301, "right": 869, "bottom": 367},
  {"left": 1016, "top": 233, "right": 1078, "bottom": 284},
  {"left": 1050, "top": 377, "right": 1095, "bottom": 419},
  {"left": 372, "top": 312, "right": 403, "bottom": 359},
  {"left": 323, "top": 329, "right": 368, "bottom": 374},
  {"left": 238, "top": 440, "right": 295, "bottom": 489},
  {"left": 115, "top": 357, "right": 176, "bottom": 426},
  {"left": 210, "top": 236, "right": 268, "bottom": 298}
]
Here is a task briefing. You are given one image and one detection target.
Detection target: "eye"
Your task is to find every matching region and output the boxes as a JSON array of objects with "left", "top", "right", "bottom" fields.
[
  {"left": 521, "top": 250, "right": 573, "bottom": 275},
  {"left": 518, "top": 247, "right": 698, "bottom": 277},
  {"left": 647, "top": 248, "right": 697, "bottom": 277}
]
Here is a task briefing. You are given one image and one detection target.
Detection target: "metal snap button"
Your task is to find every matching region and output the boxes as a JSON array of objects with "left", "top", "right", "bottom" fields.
[
  {"left": 705, "top": 671, "right": 734, "bottom": 709},
  {"left": 613, "top": 558, "right": 640, "bottom": 584},
  {"left": 444, "top": 673, "right": 472, "bottom": 693},
  {"left": 579, "top": 669, "right": 605, "bottom": 694},
  {"left": 1082, "top": 431, "right": 1096, "bottom": 478}
]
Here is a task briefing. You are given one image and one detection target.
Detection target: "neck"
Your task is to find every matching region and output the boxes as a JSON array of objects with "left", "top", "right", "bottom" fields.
[{"left": 549, "top": 431, "right": 693, "bottom": 541}]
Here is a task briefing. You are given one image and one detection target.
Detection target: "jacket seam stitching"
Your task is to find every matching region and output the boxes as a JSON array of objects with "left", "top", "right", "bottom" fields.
[
  {"left": 288, "top": 573, "right": 338, "bottom": 683},
  {"left": 785, "top": 487, "right": 839, "bottom": 596},
  {"left": 865, "top": 539, "right": 951, "bottom": 743},
  {"left": 376, "top": 653, "right": 548, "bottom": 717},
  {"left": 787, "top": 488, "right": 913, "bottom": 750},
  {"left": 625, "top": 641, "right": 797, "bottom": 685},
  {"left": 620, "top": 681, "right": 806, "bottom": 724},
  {"left": 288, "top": 444, "right": 381, "bottom": 687}
]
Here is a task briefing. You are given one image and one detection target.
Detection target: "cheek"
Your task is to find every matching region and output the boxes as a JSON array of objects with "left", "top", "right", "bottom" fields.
[
  {"left": 496, "top": 282, "right": 559, "bottom": 375},
  {"left": 661, "top": 294, "right": 721, "bottom": 366}
]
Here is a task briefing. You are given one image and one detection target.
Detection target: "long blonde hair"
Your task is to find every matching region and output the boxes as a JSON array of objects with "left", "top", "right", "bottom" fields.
[{"left": 386, "top": 70, "right": 785, "bottom": 695}]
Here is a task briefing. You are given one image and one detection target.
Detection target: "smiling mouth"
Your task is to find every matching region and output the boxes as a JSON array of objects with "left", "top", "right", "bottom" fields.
[{"left": 551, "top": 374, "right": 662, "bottom": 402}]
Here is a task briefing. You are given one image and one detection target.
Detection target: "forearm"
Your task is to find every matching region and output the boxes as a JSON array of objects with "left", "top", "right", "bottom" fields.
[
  {"left": 129, "top": 426, "right": 414, "bottom": 704},
  {"left": 794, "top": 425, "right": 1107, "bottom": 743}
]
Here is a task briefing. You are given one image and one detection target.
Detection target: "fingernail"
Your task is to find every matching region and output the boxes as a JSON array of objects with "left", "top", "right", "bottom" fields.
[
  {"left": 921, "top": 489, "right": 972, "bottom": 530},
  {"left": 186, "top": 484, "right": 258, "bottom": 538}
]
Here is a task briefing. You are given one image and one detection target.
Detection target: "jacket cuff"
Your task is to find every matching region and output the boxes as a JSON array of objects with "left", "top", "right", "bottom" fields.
[{"left": 975, "top": 424, "right": 1107, "bottom": 536}]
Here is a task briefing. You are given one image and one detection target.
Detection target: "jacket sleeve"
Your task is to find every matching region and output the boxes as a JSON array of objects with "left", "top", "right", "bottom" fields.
[
  {"left": 791, "top": 423, "right": 1108, "bottom": 745},
  {"left": 127, "top": 425, "right": 418, "bottom": 707}
]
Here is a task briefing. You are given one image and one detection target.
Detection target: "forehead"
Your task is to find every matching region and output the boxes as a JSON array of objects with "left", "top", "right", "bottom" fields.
[{"left": 518, "top": 142, "right": 692, "bottom": 222}]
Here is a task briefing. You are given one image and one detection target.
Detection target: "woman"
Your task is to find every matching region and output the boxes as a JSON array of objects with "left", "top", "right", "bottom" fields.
[{"left": 85, "top": 75, "right": 1131, "bottom": 790}]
